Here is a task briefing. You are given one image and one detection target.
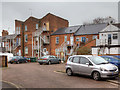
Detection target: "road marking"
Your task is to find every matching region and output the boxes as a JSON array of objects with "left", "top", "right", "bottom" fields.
[
  {"left": 110, "top": 82, "right": 119, "bottom": 87},
  {"left": 1, "top": 80, "right": 23, "bottom": 88},
  {"left": 54, "top": 71, "right": 65, "bottom": 74}
]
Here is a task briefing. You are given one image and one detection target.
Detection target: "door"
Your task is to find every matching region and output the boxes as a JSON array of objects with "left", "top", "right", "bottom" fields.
[
  {"left": 71, "top": 57, "right": 80, "bottom": 73},
  {"left": 79, "top": 57, "right": 93, "bottom": 75},
  {"left": 108, "top": 34, "right": 111, "bottom": 45},
  {"left": 82, "top": 37, "right": 86, "bottom": 43}
]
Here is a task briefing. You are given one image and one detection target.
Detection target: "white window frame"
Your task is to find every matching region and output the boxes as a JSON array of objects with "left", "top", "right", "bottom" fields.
[
  {"left": 64, "top": 36, "right": 67, "bottom": 42},
  {"left": 25, "top": 25, "right": 27, "bottom": 31},
  {"left": 113, "top": 33, "right": 118, "bottom": 40},
  {"left": 36, "top": 24, "right": 38, "bottom": 30},
  {"left": 76, "top": 37, "right": 79, "bottom": 41},
  {"left": 25, "top": 47, "right": 28, "bottom": 54}
]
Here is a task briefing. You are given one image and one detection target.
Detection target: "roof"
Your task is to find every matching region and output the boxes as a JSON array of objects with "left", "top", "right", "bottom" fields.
[
  {"left": 74, "top": 23, "right": 108, "bottom": 36},
  {"left": 51, "top": 25, "right": 81, "bottom": 35},
  {"left": 1, "top": 34, "right": 16, "bottom": 41},
  {"left": 42, "top": 13, "right": 68, "bottom": 21}
]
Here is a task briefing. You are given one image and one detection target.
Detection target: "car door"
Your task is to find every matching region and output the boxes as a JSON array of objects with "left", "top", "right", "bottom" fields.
[
  {"left": 49, "top": 56, "right": 55, "bottom": 63},
  {"left": 79, "top": 57, "right": 93, "bottom": 75},
  {"left": 71, "top": 57, "right": 80, "bottom": 73}
]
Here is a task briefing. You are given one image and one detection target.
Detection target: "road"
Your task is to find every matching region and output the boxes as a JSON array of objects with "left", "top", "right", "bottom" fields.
[{"left": 2, "top": 63, "right": 119, "bottom": 88}]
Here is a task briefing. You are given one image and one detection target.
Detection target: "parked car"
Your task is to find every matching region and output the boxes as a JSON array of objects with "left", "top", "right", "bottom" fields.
[
  {"left": 113, "top": 55, "right": 120, "bottom": 59},
  {"left": 66, "top": 55, "right": 119, "bottom": 81},
  {"left": 9, "top": 56, "right": 28, "bottom": 64},
  {"left": 38, "top": 55, "right": 61, "bottom": 65},
  {"left": 101, "top": 56, "right": 120, "bottom": 70}
]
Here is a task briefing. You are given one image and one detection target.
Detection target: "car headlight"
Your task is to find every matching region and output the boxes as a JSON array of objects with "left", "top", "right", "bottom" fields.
[{"left": 100, "top": 67, "right": 108, "bottom": 72}]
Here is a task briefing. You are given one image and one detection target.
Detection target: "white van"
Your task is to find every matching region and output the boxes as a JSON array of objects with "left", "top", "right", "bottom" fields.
[{"left": 0, "top": 53, "right": 13, "bottom": 62}]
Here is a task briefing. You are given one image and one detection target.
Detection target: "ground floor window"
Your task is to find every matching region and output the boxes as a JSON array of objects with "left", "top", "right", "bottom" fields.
[{"left": 25, "top": 47, "right": 28, "bottom": 54}]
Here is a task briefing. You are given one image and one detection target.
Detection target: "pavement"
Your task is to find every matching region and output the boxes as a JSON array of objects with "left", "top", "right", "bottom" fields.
[{"left": 2, "top": 62, "right": 119, "bottom": 88}]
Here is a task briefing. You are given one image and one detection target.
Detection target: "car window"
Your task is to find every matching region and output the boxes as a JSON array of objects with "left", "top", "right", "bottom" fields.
[
  {"left": 80, "top": 57, "right": 89, "bottom": 64},
  {"left": 72, "top": 57, "right": 80, "bottom": 63},
  {"left": 49, "top": 56, "right": 53, "bottom": 58},
  {"left": 69, "top": 57, "right": 73, "bottom": 62}
]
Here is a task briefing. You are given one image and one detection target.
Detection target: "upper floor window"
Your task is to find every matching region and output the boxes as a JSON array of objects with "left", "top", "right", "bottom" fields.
[
  {"left": 25, "top": 25, "right": 27, "bottom": 31},
  {"left": 25, "top": 34, "right": 28, "bottom": 42},
  {"left": 36, "top": 24, "right": 38, "bottom": 30},
  {"left": 56, "top": 37, "right": 59, "bottom": 44},
  {"left": 113, "top": 34, "right": 118, "bottom": 39},
  {"left": 76, "top": 37, "right": 79, "bottom": 41},
  {"left": 19, "top": 27, "right": 20, "bottom": 31},
  {"left": 64, "top": 36, "right": 67, "bottom": 42},
  {"left": 16, "top": 27, "right": 18, "bottom": 30},
  {"left": 25, "top": 47, "right": 28, "bottom": 54}
]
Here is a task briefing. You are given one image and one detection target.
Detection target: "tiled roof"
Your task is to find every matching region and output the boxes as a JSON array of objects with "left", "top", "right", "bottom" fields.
[
  {"left": 74, "top": 23, "right": 108, "bottom": 36},
  {"left": 51, "top": 25, "right": 81, "bottom": 35}
]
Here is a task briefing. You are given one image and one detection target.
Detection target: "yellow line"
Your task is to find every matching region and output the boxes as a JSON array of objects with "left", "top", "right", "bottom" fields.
[
  {"left": 54, "top": 71, "right": 65, "bottom": 74},
  {"left": 1, "top": 80, "right": 23, "bottom": 88}
]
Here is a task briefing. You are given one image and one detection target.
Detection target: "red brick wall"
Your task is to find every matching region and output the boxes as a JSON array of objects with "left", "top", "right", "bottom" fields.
[
  {"left": 74, "top": 34, "right": 99, "bottom": 46},
  {"left": 51, "top": 34, "right": 73, "bottom": 56}
]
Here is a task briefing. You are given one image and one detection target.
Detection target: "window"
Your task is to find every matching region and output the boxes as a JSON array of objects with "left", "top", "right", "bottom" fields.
[
  {"left": 93, "top": 35, "right": 98, "bottom": 40},
  {"left": 25, "top": 34, "right": 28, "bottom": 42},
  {"left": 73, "top": 57, "right": 80, "bottom": 63},
  {"left": 80, "top": 57, "right": 89, "bottom": 64},
  {"left": 76, "top": 37, "right": 79, "bottom": 41},
  {"left": 56, "top": 37, "right": 59, "bottom": 44},
  {"left": 69, "top": 57, "right": 73, "bottom": 62},
  {"left": 36, "top": 24, "right": 38, "bottom": 30},
  {"left": 16, "top": 27, "right": 18, "bottom": 30},
  {"left": 25, "top": 47, "right": 28, "bottom": 54},
  {"left": 113, "top": 34, "right": 118, "bottom": 39},
  {"left": 43, "top": 48, "right": 47, "bottom": 52},
  {"left": 64, "top": 36, "right": 67, "bottom": 42},
  {"left": 25, "top": 25, "right": 27, "bottom": 31},
  {"left": 55, "top": 49, "right": 59, "bottom": 55}
]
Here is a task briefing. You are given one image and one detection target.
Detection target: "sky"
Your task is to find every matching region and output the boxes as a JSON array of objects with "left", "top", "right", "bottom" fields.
[{"left": 0, "top": 0, "right": 119, "bottom": 36}]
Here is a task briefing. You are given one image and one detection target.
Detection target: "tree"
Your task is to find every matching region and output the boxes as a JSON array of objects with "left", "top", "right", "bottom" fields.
[{"left": 83, "top": 16, "right": 116, "bottom": 25}]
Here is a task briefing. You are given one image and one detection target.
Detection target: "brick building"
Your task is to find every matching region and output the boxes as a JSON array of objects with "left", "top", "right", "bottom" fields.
[
  {"left": 50, "top": 23, "right": 107, "bottom": 60},
  {"left": 0, "top": 30, "right": 16, "bottom": 53},
  {"left": 14, "top": 13, "right": 69, "bottom": 58}
]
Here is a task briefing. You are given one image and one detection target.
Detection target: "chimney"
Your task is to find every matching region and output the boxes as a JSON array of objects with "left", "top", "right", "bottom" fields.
[{"left": 2, "top": 30, "right": 9, "bottom": 36}]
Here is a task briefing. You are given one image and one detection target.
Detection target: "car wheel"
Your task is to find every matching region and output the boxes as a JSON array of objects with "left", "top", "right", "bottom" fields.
[
  {"left": 48, "top": 61, "right": 51, "bottom": 65},
  {"left": 16, "top": 61, "right": 20, "bottom": 64},
  {"left": 39, "top": 63, "right": 42, "bottom": 65},
  {"left": 93, "top": 72, "right": 101, "bottom": 81},
  {"left": 58, "top": 61, "right": 61, "bottom": 64},
  {"left": 66, "top": 68, "right": 73, "bottom": 76},
  {"left": 10, "top": 62, "right": 13, "bottom": 64}
]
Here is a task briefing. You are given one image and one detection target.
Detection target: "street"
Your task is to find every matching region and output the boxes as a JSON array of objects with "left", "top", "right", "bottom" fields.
[{"left": 2, "top": 63, "right": 119, "bottom": 88}]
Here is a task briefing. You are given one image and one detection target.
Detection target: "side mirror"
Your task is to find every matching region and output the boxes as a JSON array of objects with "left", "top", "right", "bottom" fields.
[{"left": 86, "top": 63, "right": 89, "bottom": 66}]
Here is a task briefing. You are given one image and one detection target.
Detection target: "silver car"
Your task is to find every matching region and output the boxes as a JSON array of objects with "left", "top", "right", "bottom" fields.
[{"left": 66, "top": 55, "right": 119, "bottom": 80}]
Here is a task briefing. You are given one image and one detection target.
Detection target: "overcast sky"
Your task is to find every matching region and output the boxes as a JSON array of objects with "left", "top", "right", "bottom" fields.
[{"left": 0, "top": 1, "right": 119, "bottom": 36}]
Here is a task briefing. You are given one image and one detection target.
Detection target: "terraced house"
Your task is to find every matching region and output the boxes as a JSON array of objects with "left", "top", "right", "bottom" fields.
[{"left": 50, "top": 23, "right": 108, "bottom": 60}]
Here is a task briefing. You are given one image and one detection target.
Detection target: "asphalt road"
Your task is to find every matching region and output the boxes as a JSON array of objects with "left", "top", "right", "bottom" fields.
[{"left": 2, "top": 63, "right": 119, "bottom": 88}]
